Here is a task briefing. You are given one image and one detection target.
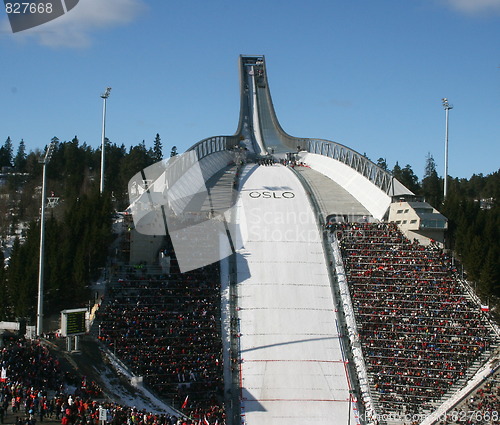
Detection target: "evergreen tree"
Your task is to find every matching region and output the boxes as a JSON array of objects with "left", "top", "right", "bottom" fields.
[
  {"left": 7, "top": 139, "right": 29, "bottom": 191},
  {"left": 24, "top": 151, "right": 42, "bottom": 178},
  {"left": 170, "top": 146, "right": 178, "bottom": 157},
  {"left": 119, "top": 142, "right": 156, "bottom": 192},
  {"left": 153, "top": 133, "right": 163, "bottom": 162},
  {"left": 6, "top": 229, "right": 39, "bottom": 320},
  {"left": 60, "top": 137, "right": 87, "bottom": 199},
  {"left": 392, "top": 162, "right": 420, "bottom": 193},
  {"left": 422, "top": 153, "right": 442, "bottom": 208},
  {"left": 376, "top": 158, "right": 388, "bottom": 171},
  {"left": 0, "top": 137, "right": 13, "bottom": 168},
  {"left": 105, "top": 143, "right": 127, "bottom": 205},
  {"left": 14, "top": 139, "right": 27, "bottom": 172},
  {"left": 0, "top": 250, "right": 7, "bottom": 320},
  {"left": 465, "top": 234, "right": 484, "bottom": 284},
  {"left": 5, "top": 237, "right": 23, "bottom": 318},
  {"left": 483, "top": 170, "right": 500, "bottom": 206},
  {"left": 480, "top": 247, "right": 500, "bottom": 296},
  {"left": 401, "top": 164, "right": 420, "bottom": 194},
  {"left": 392, "top": 162, "right": 402, "bottom": 180},
  {"left": 423, "top": 152, "right": 436, "bottom": 179}
]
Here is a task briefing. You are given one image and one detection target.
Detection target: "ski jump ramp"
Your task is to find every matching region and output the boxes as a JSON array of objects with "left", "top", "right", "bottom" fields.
[
  {"left": 234, "top": 163, "right": 356, "bottom": 425},
  {"left": 222, "top": 55, "right": 407, "bottom": 424},
  {"left": 128, "top": 55, "right": 413, "bottom": 425}
]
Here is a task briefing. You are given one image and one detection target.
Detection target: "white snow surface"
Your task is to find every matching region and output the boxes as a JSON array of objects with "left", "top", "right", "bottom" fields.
[{"left": 234, "top": 164, "right": 355, "bottom": 425}]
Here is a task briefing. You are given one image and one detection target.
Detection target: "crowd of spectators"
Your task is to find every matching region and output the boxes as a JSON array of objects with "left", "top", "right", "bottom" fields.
[
  {"left": 0, "top": 339, "right": 103, "bottom": 423},
  {"left": 95, "top": 259, "right": 225, "bottom": 425},
  {"left": 442, "top": 370, "right": 500, "bottom": 424},
  {"left": 253, "top": 155, "right": 311, "bottom": 168},
  {"left": 1, "top": 340, "right": 61, "bottom": 425},
  {"left": 330, "top": 222, "right": 496, "bottom": 417},
  {"left": 0, "top": 339, "right": 210, "bottom": 425},
  {"left": 257, "top": 157, "right": 275, "bottom": 166},
  {"left": 437, "top": 370, "right": 500, "bottom": 424}
]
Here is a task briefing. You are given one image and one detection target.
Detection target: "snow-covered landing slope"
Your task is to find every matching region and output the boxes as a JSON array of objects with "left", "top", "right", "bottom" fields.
[{"left": 234, "top": 164, "right": 356, "bottom": 425}]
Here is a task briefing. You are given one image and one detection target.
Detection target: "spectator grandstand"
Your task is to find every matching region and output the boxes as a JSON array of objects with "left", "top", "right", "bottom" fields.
[
  {"left": 331, "top": 221, "right": 498, "bottom": 418},
  {"left": 94, "top": 255, "right": 225, "bottom": 425}
]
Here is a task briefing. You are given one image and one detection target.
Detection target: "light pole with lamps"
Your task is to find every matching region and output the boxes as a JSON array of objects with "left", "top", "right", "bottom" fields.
[
  {"left": 36, "top": 137, "right": 58, "bottom": 337},
  {"left": 442, "top": 98, "right": 453, "bottom": 199},
  {"left": 100, "top": 87, "right": 111, "bottom": 194}
]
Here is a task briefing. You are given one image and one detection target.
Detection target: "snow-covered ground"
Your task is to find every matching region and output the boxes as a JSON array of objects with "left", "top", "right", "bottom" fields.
[
  {"left": 46, "top": 337, "right": 184, "bottom": 417},
  {"left": 96, "top": 349, "right": 182, "bottom": 415},
  {"left": 1, "top": 221, "right": 28, "bottom": 265}
]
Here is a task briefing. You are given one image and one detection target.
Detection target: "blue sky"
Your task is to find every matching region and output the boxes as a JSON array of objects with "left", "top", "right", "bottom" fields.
[{"left": 0, "top": 0, "right": 499, "bottom": 179}]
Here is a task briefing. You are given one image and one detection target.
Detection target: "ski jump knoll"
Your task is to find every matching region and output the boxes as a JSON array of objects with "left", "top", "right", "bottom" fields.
[{"left": 129, "top": 55, "right": 414, "bottom": 425}]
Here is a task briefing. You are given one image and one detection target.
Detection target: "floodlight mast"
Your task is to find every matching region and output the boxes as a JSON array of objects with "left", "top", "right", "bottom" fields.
[
  {"left": 36, "top": 137, "right": 58, "bottom": 337},
  {"left": 100, "top": 87, "right": 111, "bottom": 194},
  {"left": 442, "top": 98, "right": 453, "bottom": 200}
]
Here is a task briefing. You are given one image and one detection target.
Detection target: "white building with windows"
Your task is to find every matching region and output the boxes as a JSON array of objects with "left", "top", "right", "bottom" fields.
[{"left": 388, "top": 200, "right": 448, "bottom": 246}]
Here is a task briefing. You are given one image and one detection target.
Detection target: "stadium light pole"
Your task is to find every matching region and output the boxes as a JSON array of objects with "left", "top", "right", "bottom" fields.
[
  {"left": 37, "top": 137, "right": 58, "bottom": 337},
  {"left": 100, "top": 87, "right": 111, "bottom": 194},
  {"left": 442, "top": 98, "right": 453, "bottom": 200}
]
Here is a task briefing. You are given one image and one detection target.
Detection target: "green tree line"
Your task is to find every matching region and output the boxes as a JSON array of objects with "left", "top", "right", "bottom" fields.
[
  {"left": 0, "top": 136, "right": 498, "bottom": 322},
  {"left": 0, "top": 134, "right": 164, "bottom": 322},
  {"left": 443, "top": 176, "right": 499, "bottom": 298}
]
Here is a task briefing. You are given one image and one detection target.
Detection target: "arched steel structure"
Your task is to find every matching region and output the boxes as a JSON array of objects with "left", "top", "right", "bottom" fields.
[
  {"left": 188, "top": 134, "right": 240, "bottom": 160},
  {"left": 305, "top": 138, "right": 393, "bottom": 193}
]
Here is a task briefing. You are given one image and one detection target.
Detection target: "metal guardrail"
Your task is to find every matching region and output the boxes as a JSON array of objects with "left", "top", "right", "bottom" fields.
[
  {"left": 187, "top": 135, "right": 240, "bottom": 160},
  {"left": 303, "top": 139, "right": 393, "bottom": 194},
  {"left": 226, "top": 163, "right": 244, "bottom": 425},
  {"left": 330, "top": 236, "right": 379, "bottom": 425},
  {"left": 261, "top": 127, "right": 396, "bottom": 195}
]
